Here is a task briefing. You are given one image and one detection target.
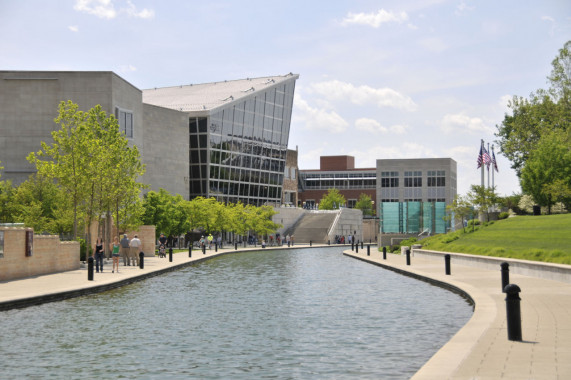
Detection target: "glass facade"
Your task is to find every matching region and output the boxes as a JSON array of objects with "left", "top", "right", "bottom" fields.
[
  {"left": 380, "top": 201, "right": 448, "bottom": 234},
  {"left": 189, "top": 81, "right": 295, "bottom": 205}
]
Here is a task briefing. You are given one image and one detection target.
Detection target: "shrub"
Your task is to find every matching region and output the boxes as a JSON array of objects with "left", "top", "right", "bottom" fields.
[
  {"left": 498, "top": 212, "right": 509, "bottom": 220},
  {"left": 467, "top": 219, "right": 480, "bottom": 226}
]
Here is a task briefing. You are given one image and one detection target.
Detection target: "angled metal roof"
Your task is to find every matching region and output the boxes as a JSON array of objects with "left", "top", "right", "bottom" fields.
[{"left": 142, "top": 73, "right": 299, "bottom": 114}]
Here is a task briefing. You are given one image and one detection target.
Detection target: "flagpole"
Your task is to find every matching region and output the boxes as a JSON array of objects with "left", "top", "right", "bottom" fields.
[
  {"left": 481, "top": 139, "right": 485, "bottom": 188},
  {"left": 492, "top": 144, "right": 495, "bottom": 190},
  {"left": 487, "top": 142, "right": 491, "bottom": 189}
]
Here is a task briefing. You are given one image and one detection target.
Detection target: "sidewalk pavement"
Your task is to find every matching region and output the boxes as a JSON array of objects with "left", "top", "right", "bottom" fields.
[{"left": 344, "top": 249, "right": 571, "bottom": 380}]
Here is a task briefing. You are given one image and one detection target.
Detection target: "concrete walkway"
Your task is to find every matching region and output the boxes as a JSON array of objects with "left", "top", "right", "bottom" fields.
[{"left": 344, "top": 249, "right": 571, "bottom": 380}]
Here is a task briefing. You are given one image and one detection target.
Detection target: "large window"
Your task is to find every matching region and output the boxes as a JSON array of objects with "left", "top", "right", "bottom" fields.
[
  {"left": 404, "top": 171, "right": 422, "bottom": 187},
  {"left": 427, "top": 170, "right": 446, "bottom": 187},
  {"left": 381, "top": 171, "right": 399, "bottom": 188},
  {"left": 116, "top": 108, "right": 133, "bottom": 138}
]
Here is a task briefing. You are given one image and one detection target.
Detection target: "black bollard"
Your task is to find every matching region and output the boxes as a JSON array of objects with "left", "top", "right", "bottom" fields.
[
  {"left": 189, "top": 242, "right": 192, "bottom": 258},
  {"left": 169, "top": 247, "right": 173, "bottom": 262},
  {"left": 501, "top": 262, "right": 510, "bottom": 293},
  {"left": 87, "top": 257, "right": 94, "bottom": 281},
  {"left": 356, "top": 244, "right": 359, "bottom": 253},
  {"left": 504, "top": 284, "right": 522, "bottom": 341},
  {"left": 235, "top": 242, "right": 238, "bottom": 250},
  {"left": 351, "top": 241, "right": 354, "bottom": 251},
  {"left": 328, "top": 240, "right": 330, "bottom": 245},
  {"left": 139, "top": 252, "right": 144, "bottom": 269},
  {"left": 288, "top": 241, "right": 290, "bottom": 247},
  {"left": 202, "top": 245, "right": 206, "bottom": 255},
  {"left": 369, "top": 239, "right": 371, "bottom": 244},
  {"left": 215, "top": 242, "right": 218, "bottom": 252},
  {"left": 444, "top": 254, "right": 451, "bottom": 275},
  {"left": 406, "top": 249, "right": 411, "bottom": 265},
  {"left": 310, "top": 240, "right": 312, "bottom": 246},
  {"left": 361, "top": 241, "right": 364, "bottom": 249},
  {"left": 383, "top": 246, "right": 387, "bottom": 260},
  {"left": 367, "top": 245, "right": 370, "bottom": 256}
]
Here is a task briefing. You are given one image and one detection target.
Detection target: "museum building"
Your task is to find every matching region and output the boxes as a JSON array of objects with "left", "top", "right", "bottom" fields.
[{"left": 0, "top": 71, "right": 298, "bottom": 206}]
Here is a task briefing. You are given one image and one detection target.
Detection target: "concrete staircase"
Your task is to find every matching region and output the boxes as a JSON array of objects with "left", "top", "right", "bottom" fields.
[{"left": 285, "top": 213, "right": 337, "bottom": 244}]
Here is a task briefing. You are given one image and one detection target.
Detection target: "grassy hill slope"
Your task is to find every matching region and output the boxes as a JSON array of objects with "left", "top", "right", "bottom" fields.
[{"left": 420, "top": 214, "right": 571, "bottom": 264}]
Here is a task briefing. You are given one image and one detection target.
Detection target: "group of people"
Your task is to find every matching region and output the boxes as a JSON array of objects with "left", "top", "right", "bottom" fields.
[
  {"left": 93, "top": 234, "right": 142, "bottom": 274},
  {"left": 198, "top": 234, "right": 222, "bottom": 250}
]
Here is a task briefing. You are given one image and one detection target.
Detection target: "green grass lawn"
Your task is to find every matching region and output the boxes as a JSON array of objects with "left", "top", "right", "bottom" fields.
[{"left": 420, "top": 214, "right": 571, "bottom": 264}]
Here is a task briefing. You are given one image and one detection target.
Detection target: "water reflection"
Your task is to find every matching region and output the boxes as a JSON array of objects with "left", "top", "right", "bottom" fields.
[{"left": 0, "top": 247, "right": 472, "bottom": 379}]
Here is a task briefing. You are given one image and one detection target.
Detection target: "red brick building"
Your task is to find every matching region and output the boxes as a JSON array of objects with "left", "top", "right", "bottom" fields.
[{"left": 298, "top": 155, "right": 376, "bottom": 209}]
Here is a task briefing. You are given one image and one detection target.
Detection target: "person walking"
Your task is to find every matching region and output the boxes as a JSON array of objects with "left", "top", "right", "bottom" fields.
[
  {"left": 120, "top": 234, "right": 131, "bottom": 266},
  {"left": 130, "top": 234, "right": 142, "bottom": 267},
  {"left": 94, "top": 237, "right": 104, "bottom": 273},
  {"left": 207, "top": 233, "right": 213, "bottom": 250},
  {"left": 110, "top": 237, "right": 120, "bottom": 273},
  {"left": 286, "top": 234, "right": 291, "bottom": 247},
  {"left": 291, "top": 234, "right": 295, "bottom": 246}
]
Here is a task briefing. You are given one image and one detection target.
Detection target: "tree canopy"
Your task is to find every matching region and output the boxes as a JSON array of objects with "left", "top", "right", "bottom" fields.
[
  {"left": 318, "top": 188, "right": 346, "bottom": 210},
  {"left": 354, "top": 193, "right": 374, "bottom": 216}
]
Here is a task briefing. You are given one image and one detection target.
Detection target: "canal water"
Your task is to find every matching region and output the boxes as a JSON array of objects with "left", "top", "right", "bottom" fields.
[{"left": 0, "top": 247, "right": 472, "bottom": 379}]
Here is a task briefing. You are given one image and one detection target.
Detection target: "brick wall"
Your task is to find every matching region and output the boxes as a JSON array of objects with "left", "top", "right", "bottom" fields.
[{"left": 0, "top": 227, "right": 80, "bottom": 281}]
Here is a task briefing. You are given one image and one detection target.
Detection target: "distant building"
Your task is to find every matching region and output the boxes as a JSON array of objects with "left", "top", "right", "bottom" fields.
[
  {"left": 0, "top": 71, "right": 299, "bottom": 206},
  {"left": 298, "top": 155, "right": 376, "bottom": 209},
  {"left": 282, "top": 148, "right": 299, "bottom": 206}
]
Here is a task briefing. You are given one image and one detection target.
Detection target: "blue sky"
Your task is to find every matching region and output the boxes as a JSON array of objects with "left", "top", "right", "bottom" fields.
[{"left": 1, "top": 0, "right": 570, "bottom": 196}]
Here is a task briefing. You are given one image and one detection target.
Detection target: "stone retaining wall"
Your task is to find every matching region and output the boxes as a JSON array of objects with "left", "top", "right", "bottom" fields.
[{"left": 0, "top": 227, "right": 80, "bottom": 281}]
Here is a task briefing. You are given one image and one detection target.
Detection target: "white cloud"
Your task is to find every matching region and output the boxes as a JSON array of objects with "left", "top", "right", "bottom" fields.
[
  {"left": 455, "top": 1, "right": 475, "bottom": 15},
  {"left": 355, "top": 118, "right": 387, "bottom": 133},
  {"left": 498, "top": 94, "right": 512, "bottom": 112},
  {"left": 74, "top": 0, "right": 117, "bottom": 19},
  {"left": 308, "top": 80, "right": 417, "bottom": 111},
  {"left": 541, "top": 15, "right": 556, "bottom": 36},
  {"left": 74, "top": 0, "right": 154, "bottom": 20},
  {"left": 389, "top": 124, "right": 408, "bottom": 134},
  {"left": 341, "top": 9, "right": 408, "bottom": 28},
  {"left": 440, "top": 113, "right": 495, "bottom": 134},
  {"left": 68, "top": 25, "right": 79, "bottom": 32},
  {"left": 125, "top": 0, "right": 155, "bottom": 19},
  {"left": 119, "top": 64, "right": 137, "bottom": 72},
  {"left": 293, "top": 95, "right": 349, "bottom": 133}
]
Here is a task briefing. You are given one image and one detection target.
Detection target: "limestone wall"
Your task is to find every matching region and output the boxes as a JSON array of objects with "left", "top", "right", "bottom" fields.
[
  {"left": 125, "top": 225, "right": 156, "bottom": 257},
  {"left": 0, "top": 227, "right": 80, "bottom": 282}
]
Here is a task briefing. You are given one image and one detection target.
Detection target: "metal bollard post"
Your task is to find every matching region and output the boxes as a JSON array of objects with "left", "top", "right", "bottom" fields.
[
  {"left": 310, "top": 240, "right": 312, "bottom": 246},
  {"left": 288, "top": 241, "right": 290, "bottom": 247},
  {"left": 139, "top": 252, "right": 144, "bottom": 269},
  {"left": 383, "top": 246, "right": 387, "bottom": 260},
  {"left": 189, "top": 242, "right": 192, "bottom": 258},
  {"left": 202, "top": 245, "right": 206, "bottom": 255},
  {"left": 504, "top": 284, "right": 522, "bottom": 341},
  {"left": 367, "top": 245, "right": 370, "bottom": 256},
  {"left": 361, "top": 241, "right": 364, "bottom": 249},
  {"left": 88, "top": 257, "right": 94, "bottom": 281},
  {"left": 215, "top": 242, "right": 218, "bottom": 252},
  {"left": 235, "top": 242, "right": 238, "bottom": 250},
  {"left": 169, "top": 247, "right": 173, "bottom": 262},
  {"left": 406, "top": 249, "right": 411, "bottom": 265},
  {"left": 356, "top": 244, "right": 359, "bottom": 253},
  {"left": 445, "top": 254, "right": 451, "bottom": 275},
  {"left": 351, "top": 242, "right": 354, "bottom": 251},
  {"left": 501, "top": 262, "right": 510, "bottom": 293},
  {"left": 328, "top": 240, "right": 330, "bottom": 245}
]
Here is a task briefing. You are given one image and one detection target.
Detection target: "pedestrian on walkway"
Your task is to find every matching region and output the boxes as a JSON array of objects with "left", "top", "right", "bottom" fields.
[
  {"left": 130, "top": 234, "right": 142, "bottom": 266},
  {"left": 120, "top": 234, "right": 130, "bottom": 266},
  {"left": 94, "top": 237, "right": 104, "bottom": 273},
  {"left": 286, "top": 234, "right": 291, "bottom": 247},
  {"left": 110, "top": 237, "right": 120, "bottom": 273},
  {"left": 291, "top": 235, "right": 295, "bottom": 246},
  {"left": 207, "top": 233, "right": 213, "bottom": 249}
]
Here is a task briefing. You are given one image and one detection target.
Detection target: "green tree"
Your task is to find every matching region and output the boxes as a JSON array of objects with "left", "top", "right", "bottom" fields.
[
  {"left": 0, "top": 180, "right": 16, "bottom": 223},
  {"left": 354, "top": 193, "right": 373, "bottom": 216},
  {"left": 250, "top": 205, "right": 281, "bottom": 238},
  {"left": 520, "top": 130, "right": 571, "bottom": 213},
  {"left": 496, "top": 41, "right": 571, "bottom": 176},
  {"left": 318, "top": 188, "right": 346, "bottom": 210},
  {"left": 142, "top": 189, "right": 189, "bottom": 241},
  {"left": 446, "top": 195, "right": 473, "bottom": 232},
  {"left": 466, "top": 185, "right": 498, "bottom": 222}
]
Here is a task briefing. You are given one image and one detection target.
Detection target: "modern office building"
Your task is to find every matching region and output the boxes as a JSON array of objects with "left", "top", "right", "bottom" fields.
[
  {"left": 376, "top": 158, "right": 457, "bottom": 205},
  {"left": 143, "top": 73, "right": 298, "bottom": 205},
  {"left": 0, "top": 71, "right": 298, "bottom": 206},
  {"left": 298, "top": 155, "right": 376, "bottom": 209}
]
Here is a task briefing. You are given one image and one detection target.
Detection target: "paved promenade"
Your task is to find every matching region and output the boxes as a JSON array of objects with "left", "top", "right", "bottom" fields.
[
  {"left": 2, "top": 244, "right": 570, "bottom": 379},
  {"left": 344, "top": 249, "right": 571, "bottom": 380}
]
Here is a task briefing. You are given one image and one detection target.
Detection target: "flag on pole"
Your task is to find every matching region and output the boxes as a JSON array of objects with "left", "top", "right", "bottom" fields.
[
  {"left": 483, "top": 147, "right": 491, "bottom": 169},
  {"left": 492, "top": 149, "right": 499, "bottom": 172},
  {"left": 477, "top": 145, "right": 484, "bottom": 168}
]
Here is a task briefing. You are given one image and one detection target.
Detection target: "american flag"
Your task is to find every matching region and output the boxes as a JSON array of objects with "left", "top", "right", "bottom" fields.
[
  {"left": 477, "top": 145, "right": 492, "bottom": 169},
  {"left": 492, "top": 149, "right": 499, "bottom": 172}
]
